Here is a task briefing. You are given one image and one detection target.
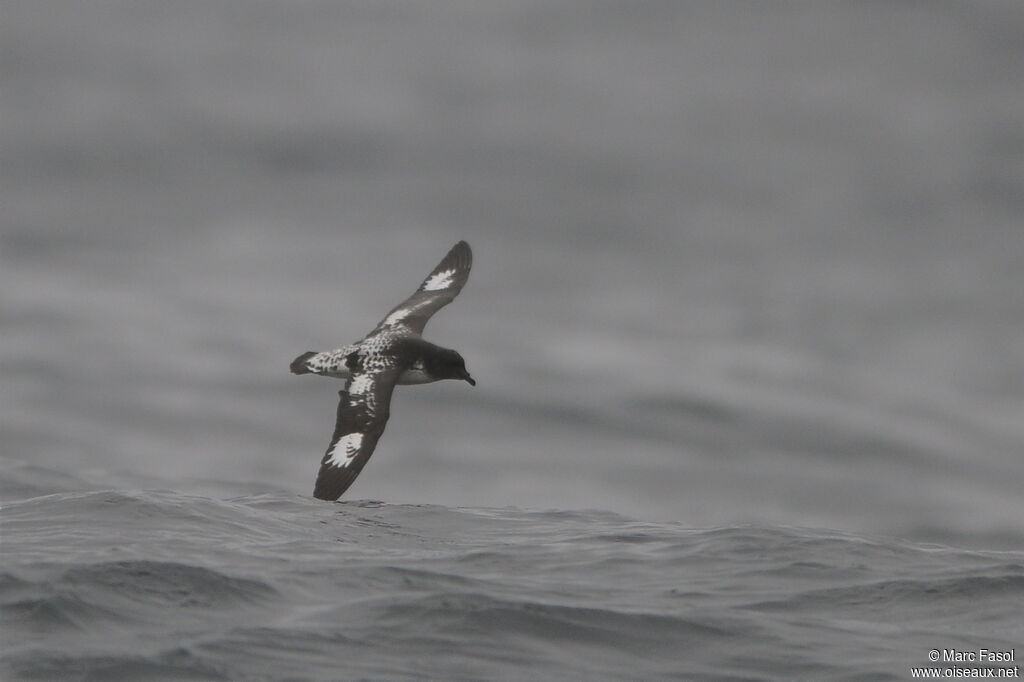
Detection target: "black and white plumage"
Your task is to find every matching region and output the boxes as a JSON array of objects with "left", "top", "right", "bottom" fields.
[{"left": 290, "top": 241, "right": 475, "bottom": 501}]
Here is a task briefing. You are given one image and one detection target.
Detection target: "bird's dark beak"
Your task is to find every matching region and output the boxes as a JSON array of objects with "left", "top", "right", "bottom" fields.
[{"left": 461, "top": 369, "right": 476, "bottom": 386}]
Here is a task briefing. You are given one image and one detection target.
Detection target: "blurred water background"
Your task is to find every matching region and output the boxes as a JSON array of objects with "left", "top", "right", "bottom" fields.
[{"left": 3, "top": 2, "right": 1023, "bottom": 680}]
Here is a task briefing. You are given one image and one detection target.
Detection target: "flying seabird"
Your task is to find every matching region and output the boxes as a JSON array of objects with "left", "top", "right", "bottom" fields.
[{"left": 290, "top": 241, "right": 475, "bottom": 500}]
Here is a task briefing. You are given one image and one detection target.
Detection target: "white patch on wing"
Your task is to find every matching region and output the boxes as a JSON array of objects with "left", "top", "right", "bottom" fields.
[
  {"left": 383, "top": 308, "right": 411, "bottom": 326},
  {"left": 327, "top": 432, "right": 364, "bottom": 468},
  {"left": 349, "top": 374, "right": 373, "bottom": 396},
  {"left": 383, "top": 299, "right": 430, "bottom": 327},
  {"left": 422, "top": 269, "right": 456, "bottom": 291}
]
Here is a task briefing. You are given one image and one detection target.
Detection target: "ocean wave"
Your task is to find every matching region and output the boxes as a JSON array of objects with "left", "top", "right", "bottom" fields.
[
  {"left": 61, "top": 560, "right": 279, "bottom": 609},
  {"left": 368, "top": 591, "right": 737, "bottom": 644},
  {"left": 3, "top": 649, "right": 229, "bottom": 682},
  {"left": 3, "top": 483, "right": 1022, "bottom": 681},
  {"left": 2, "top": 560, "right": 278, "bottom": 640},
  {"left": 748, "top": 572, "right": 1024, "bottom": 613}
]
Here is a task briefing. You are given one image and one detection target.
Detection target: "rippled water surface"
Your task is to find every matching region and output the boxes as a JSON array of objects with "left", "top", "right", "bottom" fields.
[{"left": 3, "top": 467, "right": 1023, "bottom": 681}]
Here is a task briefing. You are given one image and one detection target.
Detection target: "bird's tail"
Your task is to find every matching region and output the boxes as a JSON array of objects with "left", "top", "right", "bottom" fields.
[{"left": 290, "top": 351, "right": 318, "bottom": 375}]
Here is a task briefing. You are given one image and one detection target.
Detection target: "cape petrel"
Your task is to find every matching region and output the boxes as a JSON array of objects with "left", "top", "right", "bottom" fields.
[{"left": 290, "top": 241, "right": 475, "bottom": 501}]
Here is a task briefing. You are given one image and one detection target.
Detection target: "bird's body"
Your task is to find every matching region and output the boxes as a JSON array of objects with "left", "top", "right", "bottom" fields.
[
  {"left": 290, "top": 241, "right": 475, "bottom": 501},
  {"left": 291, "top": 342, "right": 445, "bottom": 385}
]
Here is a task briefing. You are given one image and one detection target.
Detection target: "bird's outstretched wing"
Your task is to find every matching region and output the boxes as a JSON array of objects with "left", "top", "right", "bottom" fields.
[
  {"left": 313, "top": 367, "right": 401, "bottom": 501},
  {"left": 373, "top": 241, "right": 472, "bottom": 335}
]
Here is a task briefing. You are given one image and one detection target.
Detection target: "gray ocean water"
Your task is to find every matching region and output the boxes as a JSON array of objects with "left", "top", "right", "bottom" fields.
[
  {"left": 3, "top": 479, "right": 1022, "bottom": 681},
  {"left": 3, "top": 2, "right": 1023, "bottom": 680}
]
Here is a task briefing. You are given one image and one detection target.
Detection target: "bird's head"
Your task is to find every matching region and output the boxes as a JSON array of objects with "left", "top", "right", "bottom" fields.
[{"left": 436, "top": 348, "right": 476, "bottom": 386}]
